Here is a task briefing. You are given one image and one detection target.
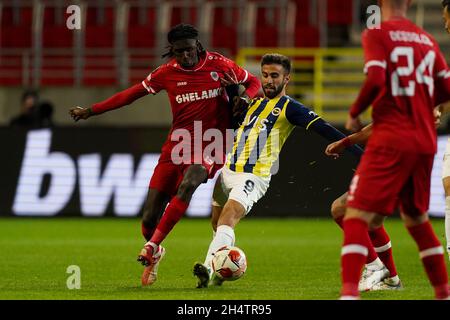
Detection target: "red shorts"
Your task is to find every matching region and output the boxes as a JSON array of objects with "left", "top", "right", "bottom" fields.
[
  {"left": 346, "top": 145, "right": 434, "bottom": 216},
  {"left": 149, "top": 152, "right": 223, "bottom": 197}
]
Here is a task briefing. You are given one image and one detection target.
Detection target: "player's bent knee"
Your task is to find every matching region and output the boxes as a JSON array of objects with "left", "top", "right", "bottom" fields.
[
  {"left": 177, "top": 179, "right": 201, "bottom": 200},
  {"left": 400, "top": 211, "right": 428, "bottom": 227},
  {"left": 331, "top": 198, "right": 345, "bottom": 219},
  {"left": 369, "top": 214, "right": 385, "bottom": 230}
]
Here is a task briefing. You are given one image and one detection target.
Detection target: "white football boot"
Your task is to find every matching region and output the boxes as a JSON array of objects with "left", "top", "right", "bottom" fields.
[
  {"left": 358, "top": 265, "right": 390, "bottom": 292},
  {"left": 370, "top": 276, "right": 403, "bottom": 291}
]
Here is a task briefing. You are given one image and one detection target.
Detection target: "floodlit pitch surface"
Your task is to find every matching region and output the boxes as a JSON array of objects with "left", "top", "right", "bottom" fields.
[{"left": 0, "top": 217, "right": 447, "bottom": 299}]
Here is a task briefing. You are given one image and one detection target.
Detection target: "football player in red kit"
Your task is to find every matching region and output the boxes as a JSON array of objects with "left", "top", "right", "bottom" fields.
[
  {"left": 326, "top": 124, "right": 402, "bottom": 292},
  {"left": 340, "top": 0, "right": 450, "bottom": 299},
  {"left": 69, "top": 24, "right": 260, "bottom": 286}
]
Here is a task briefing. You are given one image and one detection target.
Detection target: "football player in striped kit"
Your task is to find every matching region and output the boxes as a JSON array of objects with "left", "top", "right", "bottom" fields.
[{"left": 193, "top": 53, "right": 363, "bottom": 288}]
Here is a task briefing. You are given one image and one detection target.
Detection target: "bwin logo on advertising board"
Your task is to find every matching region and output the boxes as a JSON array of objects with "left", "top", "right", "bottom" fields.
[
  {"left": 13, "top": 130, "right": 156, "bottom": 216},
  {"left": 12, "top": 130, "right": 214, "bottom": 217}
]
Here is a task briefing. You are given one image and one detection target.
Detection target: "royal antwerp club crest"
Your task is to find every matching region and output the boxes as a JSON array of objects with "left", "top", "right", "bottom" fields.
[{"left": 210, "top": 72, "right": 219, "bottom": 81}]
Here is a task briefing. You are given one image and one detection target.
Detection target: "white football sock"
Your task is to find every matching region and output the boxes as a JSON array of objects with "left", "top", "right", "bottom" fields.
[
  {"left": 203, "top": 225, "right": 235, "bottom": 275},
  {"left": 445, "top": 197, "right": 450, "bottom": 256}
]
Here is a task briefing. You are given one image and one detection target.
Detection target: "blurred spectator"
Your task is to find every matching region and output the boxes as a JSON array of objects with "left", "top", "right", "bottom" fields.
[
  {"left": 9, "top": 90, "right": 55, "bottom": 128},
  {"left": 9, "top": 89, "right": 39, "bottom": 128},
  {"left": 36, "top": 100, "right": 54, "bottom": 128}
]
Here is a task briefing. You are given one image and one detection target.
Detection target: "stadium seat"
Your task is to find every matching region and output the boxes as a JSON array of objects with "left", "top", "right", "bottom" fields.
[
  {"left": 327, "top": 0, "right": 353, "bottom": 25},
  {"left": 169, "top": 5, "right": 198, "bottom": 27},
  {"left": 254, "top": 6, "right": 280, "bottom": 47},
  {"left": 0, "top": 5, "right": 33, "bottom": 48},
  {"left": 0, "top": 5, "right": 33, "bottom": 85},
  {"left": 294, "top": 25, "right": 319, "bottom": 47},
  {"left": 210, "top": 6, "right": 240, "bottom": 56},
  {"left": 126, "top": 4, "right": 159, "bottom": 84},
  {"left": 41, "top": 6, "right": 75, "bottom": 85},
  {"left": 83, "top": 5, "right": 116, "bottom": 86},
  {"left": 293, "top": 0, "right": 311, "bottom": 26},
  {"left": 127, "top": 6, "right": 157, "bottom": 48}
]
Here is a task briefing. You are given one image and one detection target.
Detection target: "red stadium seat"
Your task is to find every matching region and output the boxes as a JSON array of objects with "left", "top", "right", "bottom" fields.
[
  {"left": 83, "top": 5, "right": 116, "bottom": 86},
  {"left": 0, "top": 5, "right": 33, "bottom": 85},
  {"left": 127, "top": 6, "right": 157, "bottom": 48},
  {"left": 254, "top": 6, "right": 280, "bottom": 47},
  {"left": 327, "top": 0, "right": 353, "bottom": 25},
  {"left": 293, "top": 0, "right": 312, "bottom": 27},
  {"left": 210, "top": 7, "right": 240, "bottom": 56},
  {"left": 41, "top": 6, "right": 75, "bottom": 85},
  {"left": 0, "top": 5, "right": 33, "bottom": 48},
  {"left": 169, "top": 6, "right": 198, "bottom": 27},
  {"left": 294, "top": 25, "right": 319, "bottom": 47},
  {"left": 126, "top": 4, "right": 159, "bottom": 84},
  {"left": 85, "top": 6, "right": 115, "bottom": 48}
]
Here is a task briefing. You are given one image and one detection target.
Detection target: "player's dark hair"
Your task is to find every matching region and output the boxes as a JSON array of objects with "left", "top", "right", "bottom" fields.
[
  {"left": 162, "top": 24, "right": 205, "bottom": 58},
  {"left": 261, "top": 53, "right": 291, "bottom": 74}
]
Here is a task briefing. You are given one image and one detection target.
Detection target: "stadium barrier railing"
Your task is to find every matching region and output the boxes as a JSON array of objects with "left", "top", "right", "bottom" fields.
[{"left": 236, "top": 47, "right": 372, "bottom": 124}]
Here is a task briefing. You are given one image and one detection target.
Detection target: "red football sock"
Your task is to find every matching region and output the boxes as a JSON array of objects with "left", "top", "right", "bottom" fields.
[
  {"left": 341, "top": 218, "right": 371, "bottom": 298},
  {"left": 150, "top": 196, "right": 189, "bottom": 246},
  {"left": 369, "top": 226, "right": 398, "bottom": 277},
  {"left": 335, "top": 215, "right": 378, "bottom": 265},
  {"left": 141, "top": 222, "right": 155, "bottom": 242},
  {"left": 407, "top": 221, "right": 449, "bottom": 299}
]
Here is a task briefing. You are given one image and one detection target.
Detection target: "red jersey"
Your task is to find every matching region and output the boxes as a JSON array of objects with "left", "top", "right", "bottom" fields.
[
  {"left": 142, "top": 51, "right": 259, "bottom": 156},
  {"left": 92, "top": 51, "right": 260, "bottom": 159},
  {"left": 351, "top": 18, "right": 450, "bottom": 154}
]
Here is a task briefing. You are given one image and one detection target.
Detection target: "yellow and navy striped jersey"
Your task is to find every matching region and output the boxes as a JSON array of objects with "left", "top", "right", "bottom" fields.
[{"left": 226, "top": 95, "right": 322, "bottom": 177}]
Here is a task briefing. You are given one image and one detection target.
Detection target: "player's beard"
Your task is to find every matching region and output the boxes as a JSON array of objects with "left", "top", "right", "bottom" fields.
[{"left": 263, "top": 83, "right": 284, "bottom": 99}]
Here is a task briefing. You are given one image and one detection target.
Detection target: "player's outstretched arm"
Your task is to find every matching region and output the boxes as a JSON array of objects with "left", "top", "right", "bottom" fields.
[
  {"left": 308, "top": 118, "right": 364, "bottom": 158},
  {"left": 69, "top": 83, "right": 149, "bottom": 122},
  {"left": 325, "top": 124, "right": 373, "bottom": 158},
  {"left": 284, "top": 101, "right": 364, "bottom": 158}
]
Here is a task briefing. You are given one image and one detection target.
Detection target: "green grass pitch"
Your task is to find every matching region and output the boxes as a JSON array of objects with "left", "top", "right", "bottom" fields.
[{"left": 0, "top": 217, "right": 448, "bottom": 300}]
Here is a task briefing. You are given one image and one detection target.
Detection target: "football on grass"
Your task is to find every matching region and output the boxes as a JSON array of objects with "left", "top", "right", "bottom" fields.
[{"left": 212, "top": 246, "right": 247, "bottom": 281}]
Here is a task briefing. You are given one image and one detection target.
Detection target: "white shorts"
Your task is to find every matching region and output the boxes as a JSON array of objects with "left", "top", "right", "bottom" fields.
[
  {"left": 212, "top": 166, "right": 271, "bottom": 214},
  {"left": 443, "top": 138, "right": 450, "bottom": 179}
]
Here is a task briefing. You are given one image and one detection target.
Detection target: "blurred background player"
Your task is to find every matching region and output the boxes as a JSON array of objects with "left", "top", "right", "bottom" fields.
[
  {"left": 328, "top": 98, "right": 445, "bottom": 288},
  {"left": 193, "top": 53, "right": 362, "bottom": 288},
  {"left": 340, "top": 0, "right": 450, "bottom": 300},
  {"left": 439, "top": 0, "right": 450, "bottom": 261},
  {"left": 326, "top": 123, "right": 401, "bottom": 291},
  {"left": 69, "top": 23, "right": 261, "bottom": 286},
  {"left": 444, "top": 0, "right": 450, "bottom": 33}
]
